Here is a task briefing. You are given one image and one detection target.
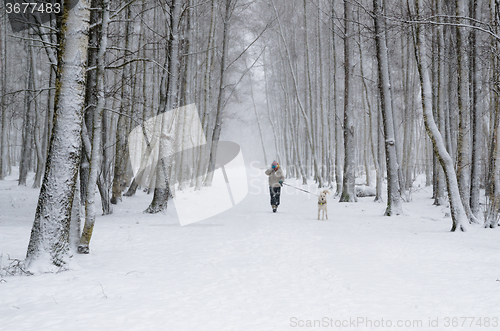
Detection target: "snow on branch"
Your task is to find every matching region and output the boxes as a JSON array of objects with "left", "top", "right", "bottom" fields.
[{"left": 390, "top": 15, "right": 500, "bottom": 42}]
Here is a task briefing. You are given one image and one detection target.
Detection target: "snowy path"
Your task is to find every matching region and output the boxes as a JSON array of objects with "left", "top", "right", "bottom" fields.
[{"left": 1, "top": 172, "right": 500, "bottom": 330}]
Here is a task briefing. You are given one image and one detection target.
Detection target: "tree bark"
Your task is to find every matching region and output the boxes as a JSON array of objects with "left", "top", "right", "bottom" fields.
[
  {"left": 414, "top": 0, "right": 467, "bottom": 232},
  {"left": 145, "top": 0, "right": 183, "bottom": 213},
  {"left": 469, "top": 0, "right": 482, "bottom": 216},
  {"left": 78, "top": 0, "right": 110, "bottom": 254},
  {"left": 111, "top": 5, "right": 133, "bottom": 205},
  {"left": 434, "top": 0, "right": 447, "bottom": 206},
  {"left": 340, "top": 0, "right": 356, "bottom": 202},
  {"left": 455, "top": 0, "right": 479, "bottom": 223},
  {"left": 204, "top": 0, "right": 232, "bottom": 187},
  {"left": 32, "top": 42, "right": 45, "bottom": 189},
  {"left": 331, "top": 1, "right": 343, "bottom": 195},
  {"left": 19, "top": 43, "right": 35, "bottom": 186},
  {"left": 26, "top": 0, "right": 91, "bottom": 270},
  {"left": 485, "top": 0, "right": 500, "bottom": 228},
  {"left": 374, "top": 0, "right": 403, "bottom": 215},
  {"left": 0, "top": 9, "right": 5, "bottom": 180}
]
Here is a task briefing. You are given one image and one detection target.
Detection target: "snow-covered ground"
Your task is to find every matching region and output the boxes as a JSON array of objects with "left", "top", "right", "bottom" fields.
[{"left": 1, "top": 169, "right": 500, "bottom": 331}]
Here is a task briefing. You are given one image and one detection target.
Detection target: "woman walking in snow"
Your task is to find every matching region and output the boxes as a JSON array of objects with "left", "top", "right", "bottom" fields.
[{"left": 265, "top": 161, "right": 285, "bottom": 213}]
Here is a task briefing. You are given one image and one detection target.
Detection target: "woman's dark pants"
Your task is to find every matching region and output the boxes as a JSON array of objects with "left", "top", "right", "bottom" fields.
[{"left": 269, "top": 186, "right": 281, "bottom": 206}]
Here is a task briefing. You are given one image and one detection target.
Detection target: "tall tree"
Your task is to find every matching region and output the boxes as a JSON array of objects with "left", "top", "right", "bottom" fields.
[
  {"left": 145, "top": 0, "right": 184, "bottom": 213},
  {"left": 485, "top": 0, "right": 500, "bottom": 228},
  {"left": 111, "top": 4, "right": 133, "bottom": 205},
  {"left": 330, "top": 0, "right": 343, "bottom": 196},
  {"left": 18, "top": 43, "right": 34, "bottom": 186},
  {"left": 414, "top": 0, "right": 467, "bottom": 232},
  {"left": 455, "top": 0, "right": 479, "bottom": 223},
  {"left": 469, "top": 0, "right": 482, "bottom": 216},
  {"left": 78, "top": 0, "right": 110, "bottom": 254},
  {"left": 374, "top": 0, "right": 403, "bottom": 215},
  {"left": 0, "top": 9, "right": 4, "bottom": 180},
  {"left": 26, "top": 0, "right": 91, "bottom": 270},
  {"left": 434, "top": 0, "right": 447, "bottom": 206},
  {"left": 340, "top": 0, "right": 356, "bottom": 202},
  {"left": 205, "top": 0, "right": 233, "bottom": 186}
]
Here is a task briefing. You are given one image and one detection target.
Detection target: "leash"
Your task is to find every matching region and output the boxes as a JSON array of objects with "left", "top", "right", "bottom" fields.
[{"left": 282, "top": 183, "right": 319, "bottom": 196}]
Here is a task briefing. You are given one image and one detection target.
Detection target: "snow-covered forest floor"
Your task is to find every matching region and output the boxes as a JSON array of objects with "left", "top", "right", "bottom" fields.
[{"left": 1, "top": 169, "right": 500, "bottom": 331}]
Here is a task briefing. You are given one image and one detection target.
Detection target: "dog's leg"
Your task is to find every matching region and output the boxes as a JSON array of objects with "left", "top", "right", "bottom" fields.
[
  {"left": 318, "top": 209, "right": 320, "bottom": 220},
  {"left": 326, "top": 208, "right": 328, "bottom": 220}
]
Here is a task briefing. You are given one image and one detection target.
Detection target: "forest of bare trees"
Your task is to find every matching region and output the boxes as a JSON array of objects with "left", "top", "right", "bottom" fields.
[
  {"left": 1, "top": 0, "right": 500, "bottom": 269},
  {"left": 260, "top": 0, "right": 500, "bottom": 232}
]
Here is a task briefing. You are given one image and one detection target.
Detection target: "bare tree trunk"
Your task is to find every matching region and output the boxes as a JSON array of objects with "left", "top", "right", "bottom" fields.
[
  {"left": 195, "top": 0, "right": 216, "bottom": 191},
  {"left": 376, "top": 101, "right": 385, "bottom": 202},
  {"left": 374, "top": 0, "right": 402, "bottom": 215},
  {"left": 455, "top": 0, "right": 479, "bottom": 223},
  {"left": 340, "top": 0, "right": 356, "bottom": 202},
  {"left": 334, "top": 65, "right": 343, "bottom": 194},
  {"left": 98, "top": 107, "right": 112, "bottom": 215},
  {"left": 486, "top": 98, "right": 500, "bottom": 228},
  {"left": 317, "top": 3, "right": 327, "bottom": 184},
  {"left": 111, "top": 5, "right": 133, "bottom": 205},
  {"left": 486, "top": 0, "right": 498, "bottom": 199},
  {"left": 331, "top": 1, "right": 342, "bottom": 195},
  {"left": 145, "top": 0, "right": 183, "bottom": 213},
  {"left": 414, "top": 0, "right": 467, "bottom": 232},
  {"left": 19, "top": 42, "right": 35, "bottom": 186},
  {"left": 469, "top": 0, "right": 482, "bottom": 216},
  {"left": 78, "top": 0, "right": 110, "bottom": 254},
  {"left": 205, "top": 0, "right": 232, "bottom": 187},
  {"left": 485, "top": 0, "right": 500, "bottom": 228},
  {"left": 357, "top": 22, "right": 372, "bottom": 187},
  {"left": 69, "top": 172, "right": 81, "bottom": 251},
  {"left": 434, "top": 0, "right": 447, "bottom": 206},
  {"left": 0, "top": 9, "right": 4, "bottom": 180},
  {"left": 32, "top": 42, "right": 45, "bottom": 189},
  {"left": 124, "top": 0, "right": 150, "bottom": 197},
  {"left": 26, "top": 0, "right": 91, "bottom": 270},
  {"left": 401, "top": 26, "right": 414, "bottom": 194},
  {"left": 80, "top": 0, "right": 99, "bottom": 206},
  {"left": 303, "top": 0, "right": 318, "bottom": 184}
]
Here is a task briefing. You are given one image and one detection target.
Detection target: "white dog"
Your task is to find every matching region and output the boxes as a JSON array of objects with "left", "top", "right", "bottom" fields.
[{"left": 318, "top": 190, "right": 330, "bottom": 220}]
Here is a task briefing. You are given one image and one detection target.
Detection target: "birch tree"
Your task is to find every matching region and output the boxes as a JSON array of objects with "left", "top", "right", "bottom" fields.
[
  {"left": 78, "top": 0, "right": 110, "bottom": 254},
  {"left": 26, "top": 0, "right": 91, "bottom": 270}
]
